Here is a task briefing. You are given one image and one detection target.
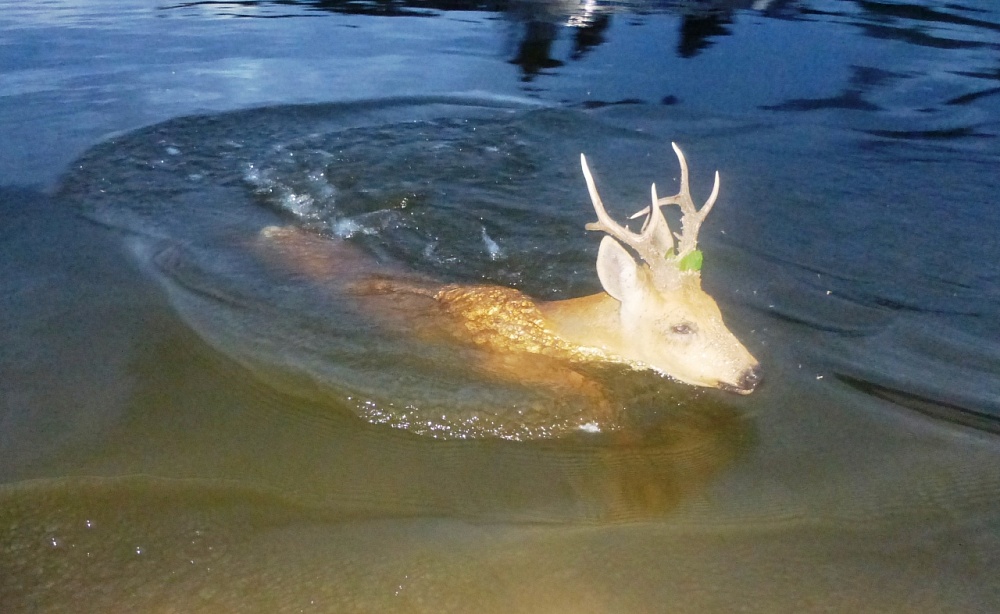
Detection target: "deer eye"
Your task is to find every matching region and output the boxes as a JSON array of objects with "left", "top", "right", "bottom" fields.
[{"left": 670, "top": 322, "right": 697, "bottom": 336}]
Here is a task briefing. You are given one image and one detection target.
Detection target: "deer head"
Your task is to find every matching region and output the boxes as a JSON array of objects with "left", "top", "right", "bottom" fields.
[{"left": 581, "top": 144, "right": 761, "bottom": 394}]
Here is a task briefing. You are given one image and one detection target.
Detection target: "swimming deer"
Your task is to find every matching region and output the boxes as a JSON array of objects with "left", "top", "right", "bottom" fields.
[{"left": 258, "top": 143, "right": 761, "bottom": 415}]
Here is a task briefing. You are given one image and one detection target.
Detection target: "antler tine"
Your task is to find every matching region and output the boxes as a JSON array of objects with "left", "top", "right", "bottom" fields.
[
  {"left": 646, "top": 181, "right": 677, "bottom": 255},
  {"left": 581, "top": 153, "right": 644, "bottom": 249},
  {"left": 582, "top": 153, "right": 680, "bottom": 268},
  {"left": 655, "top": 142, "right": 720, "bottom": 257},
  {"left": 639, "top": 183, "right": 656, "bottom": 233}
]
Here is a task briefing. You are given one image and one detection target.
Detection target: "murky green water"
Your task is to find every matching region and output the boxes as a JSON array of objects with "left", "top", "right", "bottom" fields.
[{"left": 2, "top": 1, "right": 1000, "bottom": 612}]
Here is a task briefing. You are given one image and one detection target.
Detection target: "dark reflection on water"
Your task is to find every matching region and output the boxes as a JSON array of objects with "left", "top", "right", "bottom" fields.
[
  {"left": 849, "top": 0, "right": 1000, "bottom": 48},
  {"left": 3, "top": 1, "right": 997, "bottom": 186},
  {"left": 838, "top": 374, "right": 1000, "bottom": 435},
  {"left": 155, "top": 0, "right": 1000, "bottom": 130}
]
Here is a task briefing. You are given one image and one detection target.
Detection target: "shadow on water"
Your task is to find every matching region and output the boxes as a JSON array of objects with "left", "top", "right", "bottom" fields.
[{"left": 32, "top": 282, "right": 751, "bottom": 523}]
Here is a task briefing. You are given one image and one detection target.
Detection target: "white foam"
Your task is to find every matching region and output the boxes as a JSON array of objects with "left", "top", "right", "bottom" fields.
[{"left": 481, "top": 227, "right": 502, "bottom": 261}]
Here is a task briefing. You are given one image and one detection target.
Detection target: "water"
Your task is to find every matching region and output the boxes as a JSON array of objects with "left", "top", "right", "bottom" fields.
[{"left": 2, "top": 1, "right": 1000, "bottom": 612}]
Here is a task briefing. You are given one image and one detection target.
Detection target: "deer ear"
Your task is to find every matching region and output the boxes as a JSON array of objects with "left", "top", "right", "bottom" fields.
[{"left": 596, "top": 236, "right": 643, "bottom": 304}]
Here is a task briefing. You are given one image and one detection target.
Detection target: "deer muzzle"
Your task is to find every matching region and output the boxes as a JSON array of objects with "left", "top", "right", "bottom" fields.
[{"left": 720, "top": 364, "right": 763, "bottom": 395}]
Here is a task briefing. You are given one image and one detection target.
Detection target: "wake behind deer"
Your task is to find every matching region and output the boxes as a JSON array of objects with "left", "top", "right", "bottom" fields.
[{"left": 259, "top": 143, "right": 760, "bottom": 426}]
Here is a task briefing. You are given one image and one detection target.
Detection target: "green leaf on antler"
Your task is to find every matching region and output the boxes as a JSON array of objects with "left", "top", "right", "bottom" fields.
[{"left": 679, "top": 249, "right": 703, "bottom": 272}]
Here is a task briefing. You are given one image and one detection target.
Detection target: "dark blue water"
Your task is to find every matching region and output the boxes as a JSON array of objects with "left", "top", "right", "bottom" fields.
[{"left": 2, "top": 1, "right": 999, "bottom": 612}]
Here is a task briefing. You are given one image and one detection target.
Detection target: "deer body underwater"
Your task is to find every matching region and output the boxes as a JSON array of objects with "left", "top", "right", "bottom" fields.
[{"left": 258, "top": 143, "right": 761, "bottom": 419}]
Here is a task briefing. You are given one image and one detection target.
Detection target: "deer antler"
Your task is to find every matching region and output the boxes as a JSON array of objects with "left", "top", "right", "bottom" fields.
[
  {"left": 629, "top": 142, "right": 720, "bottom": 260},
  {"left": 581, "top": 143, "right": 719, "bottom": 285},
  {"left": 581, "top": 153, "right": 676, "bottom": 267}
]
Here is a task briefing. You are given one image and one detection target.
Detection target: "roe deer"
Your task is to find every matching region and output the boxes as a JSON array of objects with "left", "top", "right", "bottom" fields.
[{"left": 258, "top": 143, "right": 761, "bottom": 413}]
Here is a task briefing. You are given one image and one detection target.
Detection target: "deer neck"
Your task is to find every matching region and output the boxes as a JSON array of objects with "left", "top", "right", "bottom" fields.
[{"left": 536, "top": 292, "right": 629, "bottom": 359}]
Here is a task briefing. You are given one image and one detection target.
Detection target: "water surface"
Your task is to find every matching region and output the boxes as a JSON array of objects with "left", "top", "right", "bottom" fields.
[{"left": 2, "top": 1, "right": 999, "bottom": 612}]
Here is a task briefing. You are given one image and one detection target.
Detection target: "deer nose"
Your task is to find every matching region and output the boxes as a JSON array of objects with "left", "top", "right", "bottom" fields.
[{"left": 737, "top": 364, "right": 763, "bottom": 393}]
